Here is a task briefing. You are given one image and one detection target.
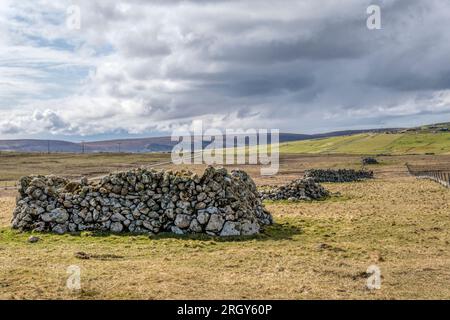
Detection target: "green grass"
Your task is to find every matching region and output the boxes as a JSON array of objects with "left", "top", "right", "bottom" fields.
[{"left": 278, "top": 132, "right": 450, "bottom": 155}]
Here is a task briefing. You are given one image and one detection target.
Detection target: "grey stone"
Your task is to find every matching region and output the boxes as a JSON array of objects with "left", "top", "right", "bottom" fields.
[
  {"left": 28, "top": 236, "right": 40, "bottom": 243},
  {"left": 92, "top": 209, "right": 100, "bottom": 221},
  {"left": 52, "top": 224, "right": 68, "bottom": 234},
  {"left": 170, "top": 226, "right": 184, "bottom": 235},
  {"left": 195, "top": 202, "right": 206, "bottom": 210},
  {"left": 80, "top": 200, "right": 88, "bottom": 207},
  {"left": 68, "top": 223, "right": 78, "bottom": 233},
  {"left": 220, "top": 221, "right": 241, "bottom": 236},
  {"left": 85, "top": 211, "right": 93, "bottom": 223},
  {"left": 240, "top": 221, "right": 260, "bottom": 235},
  {"left": 111, "top": 212, "right": 126, "bottom": 222},
  {"left": 196, "top": 210, "right": 210, "bottom": 225},
  {"left": 142, "top": 220, "right": 153, "bottom": 230},
  {"left": 174, "top": 214, "right": 192, "bottom": 229},
  {"left": 189, "top": 219, "right": 203, "bottom": 233},
  {"left": 206, "top": 214, "right": 225, "bottom": 232},
  {"left": 33, "top": 221, "right": 46, "bottom": 232},
  {"left": 72, "top": 214, "right": 83, "bottom": 224},
  {"left": 110, "top": 222, "right": 123, "bottom": 233},
  {"left": 206, "top": 207, "right": 219, "bottom": 215},
  {"left": 197, "top": 192, "right": 207, "bottom": 202},
  {"left": 41, "top": 208, "right": 69, "bottom": 223},
  {"left": 35, "top": 206, "right": 46, "bottom": 216},
  {"left": 80, "top": 176, "right": 88, "bottom": 185}
]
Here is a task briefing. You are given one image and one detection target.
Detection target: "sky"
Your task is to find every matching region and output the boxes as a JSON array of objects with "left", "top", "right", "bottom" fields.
[{"left": 1, "top": 0, "right": 450, "bottom": 141}]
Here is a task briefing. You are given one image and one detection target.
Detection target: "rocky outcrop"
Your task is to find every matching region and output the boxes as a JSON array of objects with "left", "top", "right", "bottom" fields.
[
  {"left": 11, "top": 167, "right": 272, "bottom": 236},
  {"left": 259, "top": 178, "right": 329, "bottom": 201},
  {"left": 304, "top": 169, "right": 374, "bottom": 183}
]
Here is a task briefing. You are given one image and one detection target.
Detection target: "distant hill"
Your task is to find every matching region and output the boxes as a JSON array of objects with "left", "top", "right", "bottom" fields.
[
  {"left": 1, "top": 123, "right": 449, "bottom": 154},
  {"left": 0, "top": 130, "right": 397, "bottom": 153},
  {"left": 0, "top": 139, "right": 82, "bottom": 153},
  {"left": 84, "top": 136, "right": 177, "bottom": 153}
]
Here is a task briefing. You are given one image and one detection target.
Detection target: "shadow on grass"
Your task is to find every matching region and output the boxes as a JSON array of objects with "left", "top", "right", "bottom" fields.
[
  {"left": 2, "top": 219, "right": 302, "bottom": 243},
  {"left": 263, "top": 194, "right": 352, "bottom": 205},
  {"left": 69, "top": 221, "right": 302, "bottom": 242}
]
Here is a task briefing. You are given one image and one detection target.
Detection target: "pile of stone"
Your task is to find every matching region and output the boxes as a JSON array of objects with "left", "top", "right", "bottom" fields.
[
  {"left": 304, "top": 169, "right": 374, "bottom": 183},
  {"left": 11, "top": 167, "right": 273, "bottom": 237},
  {"left": 259, "top": 178, "right": 329, "bottom": 201},
  {"left": 362, "top": 157, "right": 379, "bottom": 165}
]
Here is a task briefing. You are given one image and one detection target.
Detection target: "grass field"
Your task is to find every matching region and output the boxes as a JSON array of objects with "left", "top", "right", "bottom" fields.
[
  {"left": 279, "top": 132, "right": 450, "bottom": 155},
  {"left": 0, "top": 152, "right": 171, "bottom": 183},
  {"left": 0, "top": 153, "right": 450, "bottom": 299}
]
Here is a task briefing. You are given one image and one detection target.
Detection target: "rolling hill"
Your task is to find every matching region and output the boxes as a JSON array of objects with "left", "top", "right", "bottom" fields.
[
  {"left": 278, "top": 132, "right": 450, "bottom": 155},
  {"left": 1, "top": 122, "right": 449, "bottom": 155},
  {"left": 0, "top": 131, "right": 392, "bottom": 153}
]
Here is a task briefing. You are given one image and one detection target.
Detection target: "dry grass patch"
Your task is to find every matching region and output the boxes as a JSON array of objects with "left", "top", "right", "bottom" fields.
[
  {"left": 1, "top": 175, "right": 449, "bottom": 299},
  {"left": 1, "top": 153, "right": 450, "bottom": 299}
]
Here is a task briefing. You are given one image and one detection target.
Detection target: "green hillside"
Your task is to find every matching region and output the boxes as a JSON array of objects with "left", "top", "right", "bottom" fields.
[{"left": 279, "top": 132, "right": 450, "bottom": 155}]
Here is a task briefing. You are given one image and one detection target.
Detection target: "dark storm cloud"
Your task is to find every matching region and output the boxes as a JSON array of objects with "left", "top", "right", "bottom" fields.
[
  {"left": 77, "top": 0, "right": 450, "bottom": 133},
  {"left": 210, "top": 21, "right": 371, "bottom": 63},
  {"left": 198, "top": 75, "right": 314, "bottom": 97}
]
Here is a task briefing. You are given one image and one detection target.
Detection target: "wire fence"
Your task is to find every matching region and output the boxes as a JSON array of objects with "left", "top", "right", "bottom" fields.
[{"left": 406, "top": 163, "right": 450, "bottom": 188}]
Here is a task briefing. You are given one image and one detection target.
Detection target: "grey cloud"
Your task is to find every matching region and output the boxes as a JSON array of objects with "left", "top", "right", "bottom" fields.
[
  {"left": 368, "top": 70, "right": 450, "bottom": 92},
  {"left": 118, "top": 31, "right": 171, "bottom": 58},
  {"left": 70, "top": 0, "right": 450, "bottom": 132},
  {"left": 200, "top": 75, "right": 314, "bottom": 97},
  {"left": 2, "top": 0, "right": 450, "bottom": 138},
  {"left": 33, "top": 110, "right": 69, "bottom": 131},
  {"left": 0, "top": 122, "right": 21, "bottom": 134},
  {"left": 210, "top": 21, "right": 370, "bottom": 64}
]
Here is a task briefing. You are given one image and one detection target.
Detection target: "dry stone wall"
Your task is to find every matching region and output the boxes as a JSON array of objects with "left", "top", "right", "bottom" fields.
[
  {"left": 304, "top": 169, "right": 374, "bottom": 183},
  {"left": 259, "top": 178, "right": 329, "bottom": 201},
  {"left": 11, "top": 167, "right": 273, "bottom": 236}
]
